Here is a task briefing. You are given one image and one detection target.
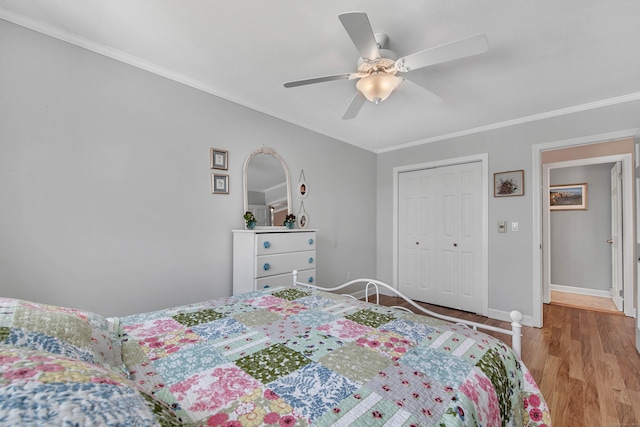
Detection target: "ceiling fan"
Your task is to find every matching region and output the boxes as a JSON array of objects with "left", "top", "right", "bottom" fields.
[{"left": 284, "top": 12, "right": 489, "bottom": 119}]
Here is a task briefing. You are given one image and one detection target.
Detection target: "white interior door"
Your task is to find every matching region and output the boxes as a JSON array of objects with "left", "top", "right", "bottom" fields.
[
  {"left": 610, "top": 162, "right": 623, "bottom": 311},
  {"left": 398, "top": 168, "right": 436, "bottom": 302},
  {"left": 398, "top": 162, "right": 482, "bottom": 313}
]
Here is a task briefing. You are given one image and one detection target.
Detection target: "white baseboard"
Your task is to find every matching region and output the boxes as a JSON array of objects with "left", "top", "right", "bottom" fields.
[
  {"left": 487, "top": 309, "right": 535, "bottom": 328},
  {"left": 550, "top": 284, "right": 611, "bottom": 298}
]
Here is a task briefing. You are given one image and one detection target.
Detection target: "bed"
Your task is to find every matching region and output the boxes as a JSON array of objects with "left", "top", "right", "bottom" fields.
[{"left": 0, "top": 275, "right": 551, "bottom": 426}]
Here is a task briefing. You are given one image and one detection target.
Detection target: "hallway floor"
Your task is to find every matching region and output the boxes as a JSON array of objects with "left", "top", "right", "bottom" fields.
[{"left": 550, "top": 290, "right": 622, "bottom": 315}]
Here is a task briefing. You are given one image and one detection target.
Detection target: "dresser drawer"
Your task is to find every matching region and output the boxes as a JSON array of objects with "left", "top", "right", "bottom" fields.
[
  {"left": 255, "top": 251, "right": 316, "bottom": 278},
  {"left": 256, "top": 232, "right": 316, "bottom": 256},
  {"left": 233, "top": 229, "right": 318, "bottom": 296},
  {"left": 255, "top": 269, "right": 316, "bottom": 290}
]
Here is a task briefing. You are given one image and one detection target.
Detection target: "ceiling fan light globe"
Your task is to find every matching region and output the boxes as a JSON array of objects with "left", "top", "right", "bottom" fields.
[{"left": 356, "top": 74, "right": 403, "bottom": 103}]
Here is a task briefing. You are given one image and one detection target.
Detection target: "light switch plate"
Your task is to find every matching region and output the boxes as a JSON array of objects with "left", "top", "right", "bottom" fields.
[
  {"left": 498, "top": 220, "right": 506, "bottom": 233},
  {"left": 512, "top": 222, "right": 519, "bottom": 232}
]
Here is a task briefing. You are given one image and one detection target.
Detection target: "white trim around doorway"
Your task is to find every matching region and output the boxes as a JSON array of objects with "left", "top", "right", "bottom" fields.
[{"left": 531, "top": 129, "right": 638, "bottom": 327}]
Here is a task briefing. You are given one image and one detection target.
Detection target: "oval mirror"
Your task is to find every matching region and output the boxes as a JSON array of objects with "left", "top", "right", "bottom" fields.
[{"left": 243, "top": 148, "right": 292, "bottom": 227}]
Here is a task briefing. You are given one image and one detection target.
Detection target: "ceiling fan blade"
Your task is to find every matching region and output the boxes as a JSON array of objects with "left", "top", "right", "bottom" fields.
[
  {"left": 284, "top": 73, "right": 356, "bottom": 88},
  {"left": 342, "top": 91, "right": 366, "bottom": 120},
  {"left": 395, "top": 34, "right": 488, "bottom": 72},
  {"left": 338, "top": 12, "right": 380, "bottom": 61},
  {"left": 401, "top": 78, "right": 443, "bottom": 103}
]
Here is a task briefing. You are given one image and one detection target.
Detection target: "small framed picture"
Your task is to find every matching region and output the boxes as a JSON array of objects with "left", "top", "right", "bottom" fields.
[
  {"left": 297, "top": 180, "right": 308, "bottom": 198},
  {"left": 494, "top": 170, "right": 524, "bottom": 197},
  {"left": 550, "top": 183, "right": 588, "bottom": 210},
  {"left": 297, "top": 212, "right": 309, "bottom": 229},
  {"left": 210, "top": 148, "right": 228, "bottom": 170},
  {"left": 211, "top": 174, "right": 229, "bottom": 194}
]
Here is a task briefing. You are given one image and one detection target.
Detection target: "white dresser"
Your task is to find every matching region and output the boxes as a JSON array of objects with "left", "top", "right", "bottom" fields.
[{"left": 232, "top": 229, "right": 317, "bottom": 295}]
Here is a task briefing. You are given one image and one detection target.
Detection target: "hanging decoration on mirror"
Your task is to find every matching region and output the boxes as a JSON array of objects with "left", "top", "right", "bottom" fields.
[
  {"left": 297, "top": 170, "right": 308, "bottom": 199},
  {"left": 297, "top": 201, "right": 309, "bottom": 229}
]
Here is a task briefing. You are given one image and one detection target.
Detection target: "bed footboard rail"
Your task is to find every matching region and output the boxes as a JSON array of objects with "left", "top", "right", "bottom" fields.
[{"left": 292, "top": 270, "right": 523, "bottom": 358}]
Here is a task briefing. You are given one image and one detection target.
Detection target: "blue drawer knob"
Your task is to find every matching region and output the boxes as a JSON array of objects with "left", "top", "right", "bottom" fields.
[
  {"left": 263, "top": 241, "right": 271, "bottom": 249},
  {"left": 308, "top": 238, "right": 314, "bottom": 245},
  {"left": 263, "top": 285, "right": 270, "bottom": 289},
  {"left": 308, "top": 277, "right": 314, "bottom": 283},
  {"left": 308, "top": 257, "right": 314, "bottom": 264},
  {"left": 263, "top": 263, "right": 270, "bottom": 271}
]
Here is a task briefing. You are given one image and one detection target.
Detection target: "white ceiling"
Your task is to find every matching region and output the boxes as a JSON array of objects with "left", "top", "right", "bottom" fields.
[{"left": 2, "top": 1, "right": 640, "bottom": 153}]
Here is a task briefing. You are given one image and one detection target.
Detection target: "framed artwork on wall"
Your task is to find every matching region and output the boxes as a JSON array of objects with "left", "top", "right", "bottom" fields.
[
  {"left": 494, "top": 170, "right": 524, "bottom": 197},
  {"left": 210, "top": 148, "right": 228, "bottom": 170},
  {"left": 297, "top": 170, "right": 308, "bottom": 199},
  {"left": 211, "top": 174, "right": 229, "bottom": 194},
  {"left": 550, "top": 183, "right": 588, "bottom": 210}
]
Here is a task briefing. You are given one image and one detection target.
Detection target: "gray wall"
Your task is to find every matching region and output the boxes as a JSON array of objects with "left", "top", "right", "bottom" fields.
[
  {"left": 377, "top": 102, "right": 640, "bottom": 317},
  {"left": 549, "top": 164, "right": 614, "bottom": 291},
  {"left": 0, "top": 20, "right": 377, "bottom": 316}
]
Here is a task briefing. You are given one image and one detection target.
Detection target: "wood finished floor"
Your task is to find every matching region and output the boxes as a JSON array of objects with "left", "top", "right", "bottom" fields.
[
  {"left": 376, "top": 295, "right": 640, "bottom": 427},
  {"left": 550, "top": 290, "right": 621, "bottom": 315}
]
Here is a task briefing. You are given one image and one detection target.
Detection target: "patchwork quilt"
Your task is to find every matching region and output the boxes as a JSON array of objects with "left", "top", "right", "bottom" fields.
[{"left": 119, "top": 286, "right": 552, "bottom": 426}]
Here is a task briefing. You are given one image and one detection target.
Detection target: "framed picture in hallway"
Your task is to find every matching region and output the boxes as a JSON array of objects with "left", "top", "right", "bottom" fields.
[
  {"left": 550, "top": 183, "right": 588, "bottom": 210},
  {"left": 494, "top": 170, "right": 524, "bottom": 197}
]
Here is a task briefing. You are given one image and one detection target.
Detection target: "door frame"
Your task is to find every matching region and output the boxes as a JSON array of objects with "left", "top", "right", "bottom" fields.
[
  {"left": 611, "top": 162, "right": 624, "bottom": 312},
  {"left": 532, "top": 129, "right": 637, "bottom": 327},
  {"left": 393, "top": 153, "right": 489, "bottom": 316},
  {"left": 542, "top": 156, "right": 630, "bottom": 314}
]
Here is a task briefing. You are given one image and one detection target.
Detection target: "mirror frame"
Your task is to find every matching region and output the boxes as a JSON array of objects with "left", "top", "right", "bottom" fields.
[{"left": 243, "top": 147, "right": 292, "bottom": 226}]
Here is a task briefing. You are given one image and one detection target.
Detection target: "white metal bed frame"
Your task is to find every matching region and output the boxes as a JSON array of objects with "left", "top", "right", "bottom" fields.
[{"left": 292, "top": 270, "right": 523, "bottom": 358}]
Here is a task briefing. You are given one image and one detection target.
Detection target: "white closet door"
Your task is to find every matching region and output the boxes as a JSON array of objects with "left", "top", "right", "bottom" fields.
[
  {"left": 398, "top": 169, "right": 436, "bottom": 302},
  {"left": 398, "top": 162, "right": 482, "bottom": 313}
]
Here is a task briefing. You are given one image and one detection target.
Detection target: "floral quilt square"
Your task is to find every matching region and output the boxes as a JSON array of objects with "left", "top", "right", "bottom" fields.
[
  {"left": 205, "top": 387, "right": 307, "bottom": 427},
  {"left": 152, "top": 342, "right": 227, "bottom": 385},
  {"left": 402, "top": 313, "right": 450, "bottom": 328},
  {"left": 135, "top": 328, "right": 202, "bottom": 361},
  {"left": 380, "top": 319, "right": 433, "bottom": 344},
  {"left": 289, "top": 309, "right": 337, "bottom": 327},
  {"left": 169, "top": 363, "right": 260, "bottom": 421},
  {"left": 235, "top": 290, "right": 268, "bottom": 301},
  {"left": 366, "top": 363, "right": 456, "bottom": 423},
  {"left": 6, "top": 329, "right": 96, "bottom": 364},
  {"left": 190, "top": 317, "right": 246, "bottom": 341},
  {"left": 172, "top": 309, "right": 224, "bottom": 327},
  {"left": 118, "top": 309, "right": 171, "bottom": 327},
  {"left": 233, "top": 309, "right": 281, "bottom": 327},
  {"left": 284, "top": 329, "right": 346, "bottom": 361},
  {"left": 268, "top": 362, "right": 358, "bottom": 422},
  {"left": 457, "top": 370, "right": 501, "bottom": 426},
  {"left": 255, "top": 318, "right": 312, "bottom": 342},
  {"left": 400, "top": 346, "right": 473, "bottom": 388},
  {"left": 316, "top": 318, "right": 372, "bottom": 342},
  {"left": 213, "top": 302, "right": 256, "bottom": 317},
  {"left": 11, "top": 305, "right": 92, "bottom": 348},
  {"left": 355, "top": 330, "right": 414, "bottom": 361},
  {"left": 123, "top": 318, "right": 184, "bottom": 340},
  {"left": 235, "top": 343, "right": 312, "bottom": 384},
  {"left": 318, "top": 343, "right": 393, "bottom": 384},
  {"left": 271, "top": 289, "right": 311, "bottom": 301},
  {"left": 264, "top": 300, "right": 308, "bottom": 317},
  {"left": 345, "top": 309, "right": 395, "bottom": 328},
  {"left": 295, "top": 295, "right": 333, "bottom": 309},
  {"left": 243, "top": 295, "right": 287, "bottom": 309}
]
